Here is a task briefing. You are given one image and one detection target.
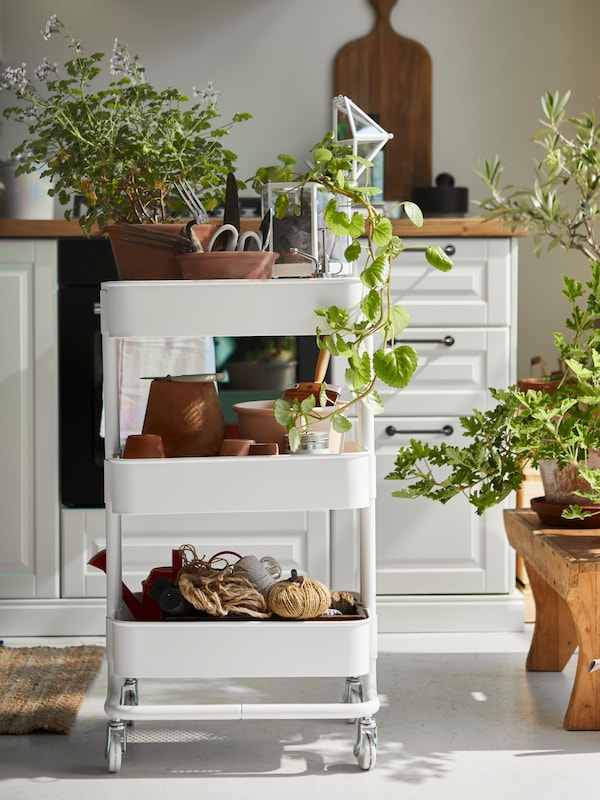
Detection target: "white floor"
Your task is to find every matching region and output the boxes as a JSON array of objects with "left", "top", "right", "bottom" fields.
[{"left": 1, "top": 626, "right": 600, "bottom": 799}]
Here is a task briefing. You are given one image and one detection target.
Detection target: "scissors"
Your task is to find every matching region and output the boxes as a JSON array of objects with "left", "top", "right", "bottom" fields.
[{"left": 206, "top": 224, "right": 264, "bottom": 252}]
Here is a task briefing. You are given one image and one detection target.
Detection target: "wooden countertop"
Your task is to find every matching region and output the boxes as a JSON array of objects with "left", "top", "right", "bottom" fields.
[{"left": 0, "top": 217, "right": 524, "bottom": 239}]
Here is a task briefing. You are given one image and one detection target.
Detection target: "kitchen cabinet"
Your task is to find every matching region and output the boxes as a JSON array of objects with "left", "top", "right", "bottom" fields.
[
  {"left": 332, "top": 236, "right": 524, "bottom": 632},
  {"left": 0, "top": 240, "right": 59, "bottom": 600},
  {"left": 0, "top": 219, "right": 525, "bottom": 636}
]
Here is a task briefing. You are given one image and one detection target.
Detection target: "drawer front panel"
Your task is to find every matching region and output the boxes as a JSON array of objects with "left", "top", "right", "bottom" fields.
[
  {"left": 373, "top": 417, "right": 510, "bottom": 595},
  {"left": 331, "top": 327, "right": 510, "bottom": 417},
  {"left": 380, "top": 327, "right": 510, "bottom": 416},
  {"left": 393, "top": 238, "right": 513, "bottom": 326}
]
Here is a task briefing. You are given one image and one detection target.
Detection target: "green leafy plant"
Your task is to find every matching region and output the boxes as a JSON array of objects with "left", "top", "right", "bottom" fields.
[
  {"left": 0, "top": 15, "right": 251, "bottom": 234},
  {"left": 387, "top": 90, "right": 600, "bottom": 518},
  {"left": 251, "top": 133, "right": 454, "bottom": 451}
]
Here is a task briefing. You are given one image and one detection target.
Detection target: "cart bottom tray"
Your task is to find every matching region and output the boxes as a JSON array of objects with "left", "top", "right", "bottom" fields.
[{"left": 106, "top": 612, "right": 373, "bottom": 679}]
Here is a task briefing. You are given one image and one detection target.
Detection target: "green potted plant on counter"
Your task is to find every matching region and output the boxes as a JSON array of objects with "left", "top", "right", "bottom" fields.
[
  {"left": 386, "top": 90, "right": 600, "bottom": 522},
  {"left": 0, "top": 15, "right": 251, "bottom": 276},
  {"left": 251, "top": 132, "right": 454, "bottom": 452}
]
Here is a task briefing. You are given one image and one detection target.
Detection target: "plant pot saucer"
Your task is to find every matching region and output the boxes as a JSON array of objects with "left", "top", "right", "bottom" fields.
[{"left": 530, "top": 496, "right": 600, "bottom": 529}]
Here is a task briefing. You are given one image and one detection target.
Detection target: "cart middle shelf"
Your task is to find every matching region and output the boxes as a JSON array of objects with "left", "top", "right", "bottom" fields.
[{"left": 106, "top": 447, "right": 372, "bottom": 515}]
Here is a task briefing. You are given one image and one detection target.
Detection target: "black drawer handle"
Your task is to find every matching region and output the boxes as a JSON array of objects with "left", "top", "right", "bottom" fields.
[
  {"left": 399, "top": 335, "right": 455, "bottom": 347},
  {"left": 403, "top": 244, "right": 456, "bottom": 256},
  {"left": 385, "top": 424, "right": 454, "bottom": 437}
]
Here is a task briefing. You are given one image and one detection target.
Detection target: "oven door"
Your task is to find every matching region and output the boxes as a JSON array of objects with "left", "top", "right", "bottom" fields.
[{"left": 58, "top": 238, "right": 117, "bottom": 507}]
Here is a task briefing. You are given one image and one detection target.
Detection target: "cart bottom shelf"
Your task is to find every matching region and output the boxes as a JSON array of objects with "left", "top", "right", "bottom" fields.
[{"left": 106, "top": 613, "right": 375, "bottom": 679}]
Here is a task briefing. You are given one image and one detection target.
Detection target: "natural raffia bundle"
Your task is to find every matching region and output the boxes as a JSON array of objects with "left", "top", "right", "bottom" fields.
[
  {"left": 176, "top": 546, "right": 271, "bottom": 618},
  {"left": 266, "top": 569, "right": 331, "bottom": 619}
]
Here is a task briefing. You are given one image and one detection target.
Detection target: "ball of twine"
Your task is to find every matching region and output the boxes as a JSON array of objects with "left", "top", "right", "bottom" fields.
[
  {"left": 266, "top": 570, "right": 331, "bottom": 619},
  {"left": 233, "top": 555, "right": 282, "bottom": 595}
]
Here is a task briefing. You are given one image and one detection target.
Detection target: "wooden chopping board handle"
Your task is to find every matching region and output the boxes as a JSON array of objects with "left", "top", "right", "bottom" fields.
[{"left": 368, "top": 0, "right": 398, "bottom": 19}]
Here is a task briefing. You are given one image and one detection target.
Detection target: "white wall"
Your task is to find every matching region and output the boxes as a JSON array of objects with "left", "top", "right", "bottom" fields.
[{"left": 1, "top": 0, "right": 599, "bottom": 377}]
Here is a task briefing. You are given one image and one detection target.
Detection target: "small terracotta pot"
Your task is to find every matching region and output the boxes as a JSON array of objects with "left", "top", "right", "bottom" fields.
[
  {"left": 122, "top": 434, "right": 166, "bottom": 459},
  {"left": 219, "top": 438, "right": 256, "bottom": 457}
]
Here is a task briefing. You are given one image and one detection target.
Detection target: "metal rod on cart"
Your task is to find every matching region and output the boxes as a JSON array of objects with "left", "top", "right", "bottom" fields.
[{"left": 101, "top": 290, "right": 123, "bottom": 619}]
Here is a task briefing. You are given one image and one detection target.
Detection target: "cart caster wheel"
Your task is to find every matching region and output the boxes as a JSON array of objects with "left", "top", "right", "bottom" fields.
[
  {"left": 120, "top": 678, "right": 138, "bottom": 726},
  {"left": 106, "top": 720, "right": 127, "bottom": 773},
  {"left": 354, "top": 717, "right": 377, "bottom": 771},
  {"left": 342, "top": 676, "right": 364, "bottom": 723}
]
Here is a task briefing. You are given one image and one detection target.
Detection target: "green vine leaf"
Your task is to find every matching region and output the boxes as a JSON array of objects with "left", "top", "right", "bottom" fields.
[
  {"left": 371, "top": 216, "right": 394, "bottom": 246},
  {"left": 403, "top": 201, "right": 424, "bottom": 227},
  {"left": 373, "top": 345, "right": 418, "bottom": 388},
  {"left": 425, "top": 245, "right": 454, "bottom": 272}
]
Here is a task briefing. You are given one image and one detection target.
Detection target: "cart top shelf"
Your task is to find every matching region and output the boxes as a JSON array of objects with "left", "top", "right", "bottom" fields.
[{"left": 100, "top": 278, "right": 364, "bottom": 338}]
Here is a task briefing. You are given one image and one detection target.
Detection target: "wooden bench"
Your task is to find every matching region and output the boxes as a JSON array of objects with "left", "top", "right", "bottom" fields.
[{"left": 504, "top": 508, "right": 600, "bottom": 730}]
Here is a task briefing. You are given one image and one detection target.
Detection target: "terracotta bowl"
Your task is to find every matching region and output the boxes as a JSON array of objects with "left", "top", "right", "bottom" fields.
[
  {"left": 233, "top": 399, "right": 345, "bottom": 454},
  {"left": 177, "top": 250, "right": 278, "bottom": 280}
]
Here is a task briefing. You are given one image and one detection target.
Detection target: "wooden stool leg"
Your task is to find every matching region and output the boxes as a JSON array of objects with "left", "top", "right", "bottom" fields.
[
  {"left": 525, "top": 562, "right": 577, "bottom": 672},
  {"left": 563, "top": 571, "right": 600, "bottom": 730}
]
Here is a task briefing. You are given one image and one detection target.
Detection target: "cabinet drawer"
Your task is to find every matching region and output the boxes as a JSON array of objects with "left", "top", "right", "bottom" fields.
[
  {"left": 394, "top": 238, "right": 514, "bottom": 326},
  {"left": 379, "top": 327, "right": 510, "bottom": 416},
  {"left": 372, "top": 417, "right": 508, "bottom": 594}
]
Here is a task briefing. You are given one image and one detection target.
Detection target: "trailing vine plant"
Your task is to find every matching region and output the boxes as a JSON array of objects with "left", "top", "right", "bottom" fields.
[{"left": 251, "top": 133, "right": 453, "bottom": 451}]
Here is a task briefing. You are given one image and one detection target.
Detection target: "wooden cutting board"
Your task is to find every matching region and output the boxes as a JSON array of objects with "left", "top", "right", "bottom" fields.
[{"left": 334, "top": 0, "right": 432, "bottom": 201}]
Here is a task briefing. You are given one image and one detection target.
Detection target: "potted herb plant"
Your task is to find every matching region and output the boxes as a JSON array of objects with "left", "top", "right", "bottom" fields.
[
  {"left": 251, "top": 133, "right": 454, "bottom": 452},
  {"left": 386, "top": 90, "right": 600, "bottom": 522},
  {"left": 0, "top": 15, "right": 251, "bottom": 276}
]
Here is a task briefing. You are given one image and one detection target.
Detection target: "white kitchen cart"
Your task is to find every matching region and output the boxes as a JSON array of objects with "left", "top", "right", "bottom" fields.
[{"left": 100, "top": 277, "right": 380, "bottom": 773}]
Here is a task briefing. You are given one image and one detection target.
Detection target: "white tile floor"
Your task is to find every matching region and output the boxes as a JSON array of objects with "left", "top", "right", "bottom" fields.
[{"left": 1, "top": 626, "right": 600, "bottom": 799}]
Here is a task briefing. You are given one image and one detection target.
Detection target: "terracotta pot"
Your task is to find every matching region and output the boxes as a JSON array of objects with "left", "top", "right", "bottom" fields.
[
  {"left": 177, "top": 250, "right": 278, "bottom": 280},
  {"left": 142, "top": 378, "right": 226, "bottom": 457},
  {"left": 122, "top": 434, "right": 166, "bottom": 459},
  {"left": 219, "top": 438, "right": 255, "bottom": 457},
  {"left": 105, "top": 223, "right": 219, "bottom": 280},
  {"left": 517, "top": 377, "right": 562, "bottom": 395},
  {"left": 539, "top": 452, "right": 600, "bottom": 505}
]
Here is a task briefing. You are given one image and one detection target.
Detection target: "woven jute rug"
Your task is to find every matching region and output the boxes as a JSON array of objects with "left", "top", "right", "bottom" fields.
[{"left": 0, "top": 645, "right": 105, "bottom": 735}]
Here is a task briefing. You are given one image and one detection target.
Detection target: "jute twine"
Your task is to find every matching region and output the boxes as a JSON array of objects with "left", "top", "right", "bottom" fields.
[
  {"left": 177, "top": 545, "right": 271, "bottom": 618},
  {"left": 266, "top": 570, "right": 331, "bottom": 619}
]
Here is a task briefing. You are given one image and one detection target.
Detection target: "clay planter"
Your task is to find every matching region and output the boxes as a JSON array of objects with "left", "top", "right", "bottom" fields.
[
  {"left": 142, "top": 378, "right": 226, "bottom": 457},
  {"left": 122, "top": 434, "right": 166, "bottom": 459},
  {"left": 538, "top": 451, "right": 600, "bottom": 505},
  {"left": 177, "top": 250, "right": 278, "bottom": 280},
  {"left": 517, "top": 377, "right": 562, "bottom": 395},
  {"left": 529, "top": 451, "right": 600, "bottom": 527},
  {"left": 105, "top": 223, "right": 219, "bottom": 280}
]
